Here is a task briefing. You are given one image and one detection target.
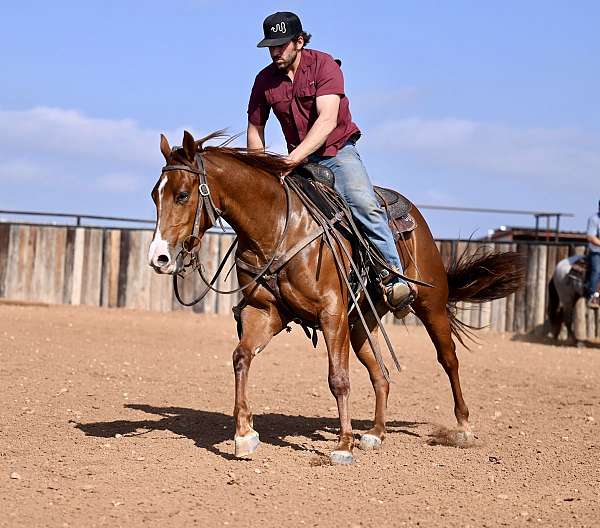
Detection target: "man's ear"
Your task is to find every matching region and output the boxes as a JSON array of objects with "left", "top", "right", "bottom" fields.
[
  {"left": 182, "top": 130, "right": 196, "bottom": 161},
  {"left": 160, "top": 134, "right": 171, "bottom": 161}
]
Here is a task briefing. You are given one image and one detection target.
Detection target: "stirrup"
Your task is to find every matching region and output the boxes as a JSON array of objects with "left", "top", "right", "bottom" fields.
[{"left": 384, "top": 281, "right": 417, "bottom": 313}]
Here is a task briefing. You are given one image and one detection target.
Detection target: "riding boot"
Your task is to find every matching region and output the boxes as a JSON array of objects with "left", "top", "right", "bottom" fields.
[{"left": 380, "top": 267, "right": 418, "bottom": 316}]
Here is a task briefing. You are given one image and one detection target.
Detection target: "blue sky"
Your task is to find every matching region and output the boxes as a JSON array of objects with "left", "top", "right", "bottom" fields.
[{"left": 1, "top": 1, "right": 598, "bottom": 237}]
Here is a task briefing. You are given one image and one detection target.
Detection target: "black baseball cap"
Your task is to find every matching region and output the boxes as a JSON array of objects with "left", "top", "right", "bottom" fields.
[{"left": 257, "top": 12, "right": 303, "bottom": 48}]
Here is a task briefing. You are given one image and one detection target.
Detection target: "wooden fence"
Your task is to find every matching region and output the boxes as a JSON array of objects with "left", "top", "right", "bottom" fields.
[{"left": 0, "top": 223, "right": 598, "bottom": 339}]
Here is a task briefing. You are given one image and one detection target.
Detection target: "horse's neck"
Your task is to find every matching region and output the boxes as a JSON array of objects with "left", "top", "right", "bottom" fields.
[{"left": 207, "top": 154, "right": 287, "bottom": 259}]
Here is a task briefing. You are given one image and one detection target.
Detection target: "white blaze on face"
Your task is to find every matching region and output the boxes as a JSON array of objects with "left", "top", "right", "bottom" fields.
[{"left": 148, "top": 175, "right": 171, "bottom": 267}]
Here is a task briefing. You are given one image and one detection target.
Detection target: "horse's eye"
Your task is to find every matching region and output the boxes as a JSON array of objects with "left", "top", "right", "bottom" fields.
[{"left": 176, "top": 191, "right": 190, "bottom": 204}]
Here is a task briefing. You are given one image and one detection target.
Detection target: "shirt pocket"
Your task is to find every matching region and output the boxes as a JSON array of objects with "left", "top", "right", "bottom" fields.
[
  {"left": 296, "top": 84, "right": 317, "bottom": 117},
  {"left": 266, "top": 87, "right": 292, "bottom": 115}
]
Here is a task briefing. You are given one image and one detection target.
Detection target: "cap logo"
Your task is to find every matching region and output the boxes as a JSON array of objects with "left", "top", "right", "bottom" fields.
[{"left": 271, "top": 22, "right": 286, "bottom": 33}]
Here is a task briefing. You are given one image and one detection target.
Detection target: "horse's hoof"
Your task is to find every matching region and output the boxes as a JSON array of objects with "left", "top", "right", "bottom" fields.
[
  {"left": 359, "top": 434, "right": 382, "bottom": 451},
  {"left": 454, "top": 430, "right": 475, "bottom": 446},
  {"left": 234, "top": 431, "right": 260, "bottom": 458},
  {"left": 329, "top": 450, "right": 354, "bottom": 465},
  {"left": 576, "top": 341, "right": 585, "bottom": 349}
]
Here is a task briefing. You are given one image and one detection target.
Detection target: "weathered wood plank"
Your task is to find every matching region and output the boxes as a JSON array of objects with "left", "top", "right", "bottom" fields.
[
  {"left": 533, "top": 244, "right": 548, "bottom": 332},
  {"left": 80, "top": 229, "right": 104, "bottom": 306},
  {"left": 514, "top": 244, "right": 528, "bottom": 333},
  {"left": 62, "top": 228, "right": 76, "bottom": 304},
  {"left": 525, "top": 245, "right": 539, "bottom": 332},
  {"left": 101, "top": 230, "right": 122, "bottom": 308},
  {"left": 0, "top": 224, "right": 11, "bottom": 298},
  {"left": 124, "top": 230, "right": 152, "bottom": 310},
  {"left": 70, "top": 228, "right": 86, "bottom": 305},
  {"left": 117, "top": 230, "right": 131, "bottom": 307}
]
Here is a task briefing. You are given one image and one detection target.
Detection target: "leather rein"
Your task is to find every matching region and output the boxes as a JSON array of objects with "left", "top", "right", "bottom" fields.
[{"left": 160, "top": 152, "right": 293, "bottom": 306}]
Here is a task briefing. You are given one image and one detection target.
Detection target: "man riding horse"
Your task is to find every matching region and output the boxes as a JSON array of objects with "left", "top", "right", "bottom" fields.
[
  {"left": 247, "top": 11, "right": 416, "bottom": 313},
  {"left": 585, "top": 200, "right": 600, "bottom": 309}
]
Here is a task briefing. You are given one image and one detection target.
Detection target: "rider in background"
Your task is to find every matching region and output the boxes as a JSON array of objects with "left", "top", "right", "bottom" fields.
[
  {"left": 585, "top": 200, "right": 600, "bottom": 309},
  {"left": 246, "top": 11, "right": 416, "bottom": 312}
]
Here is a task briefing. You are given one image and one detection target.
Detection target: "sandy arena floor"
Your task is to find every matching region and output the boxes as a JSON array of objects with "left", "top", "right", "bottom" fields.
[{"left": 0, "top": 304, "right": 598, "bottom": 527}]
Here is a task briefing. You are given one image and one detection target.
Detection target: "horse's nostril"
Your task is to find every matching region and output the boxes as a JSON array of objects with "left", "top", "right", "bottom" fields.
[{"left": 157, "top": 254, "right": 170, "bottom": 265}]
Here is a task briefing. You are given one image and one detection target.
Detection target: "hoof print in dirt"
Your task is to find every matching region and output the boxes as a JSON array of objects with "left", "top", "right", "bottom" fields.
[{"left": 427, "top": 426, "right": 478, "bottom": 448}]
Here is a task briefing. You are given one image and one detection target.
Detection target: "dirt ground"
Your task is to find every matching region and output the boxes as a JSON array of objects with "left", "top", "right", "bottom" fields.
[{"left": 0, "top": 304, "right": 598, "bottom": 527}]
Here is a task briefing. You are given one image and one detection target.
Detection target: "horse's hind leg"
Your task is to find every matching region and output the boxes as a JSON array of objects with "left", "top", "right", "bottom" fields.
[
  {"left": 351, "top": 321, "right": 389, "bottom": 451},
  {"left": 233, "top": 304, "right": 283, "bottom": 458},
  {"left": 414, "top": 300, "right": 472, "bottom": 441}
]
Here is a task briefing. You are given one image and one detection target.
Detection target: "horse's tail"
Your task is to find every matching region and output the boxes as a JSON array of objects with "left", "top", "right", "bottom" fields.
[
  {"left": 444, "top": 248, "right": 527, "bottom": 346},
  {"left": 547, "top": 276, "right": 562, "bottom": 338}
]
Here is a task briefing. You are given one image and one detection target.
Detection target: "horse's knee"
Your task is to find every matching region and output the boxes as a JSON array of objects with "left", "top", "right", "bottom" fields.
[
  {"left": 232, "top": 345, "right": 253, "bottom": 374},
  {"left": 328, "top": 370, "right": 350, "bottom": 398}
]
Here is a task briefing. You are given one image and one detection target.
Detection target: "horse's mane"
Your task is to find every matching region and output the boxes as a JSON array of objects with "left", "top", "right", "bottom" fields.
[{"left": 196, "top": 130, "right": 295, "bottom": 175}]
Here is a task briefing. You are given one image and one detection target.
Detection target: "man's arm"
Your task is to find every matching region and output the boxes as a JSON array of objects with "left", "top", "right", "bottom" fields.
[
  {"left": 247, "top": 122, "right": 266, "bottom": 151},
  {"left": 287, "top": 94, "right": 340, "bottom": 163},
  {"left": 587, "top": 217, "right": 600, "bottom": 247},
  {"left": 587, "top": 234, "right": 600, "bottom": 247}
]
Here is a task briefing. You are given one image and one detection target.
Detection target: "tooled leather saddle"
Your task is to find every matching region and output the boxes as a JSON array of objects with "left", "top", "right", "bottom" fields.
[{"left": 292, "top": 163, "right": 417, "bottom": 239}]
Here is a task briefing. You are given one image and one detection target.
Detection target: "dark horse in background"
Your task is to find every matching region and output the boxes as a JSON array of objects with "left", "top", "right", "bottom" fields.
[{"left": 148, "top": 130, "right": 525, "bottom": 464}]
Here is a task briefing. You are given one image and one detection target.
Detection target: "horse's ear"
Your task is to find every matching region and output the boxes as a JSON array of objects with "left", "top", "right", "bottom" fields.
[
  {"left": 182, "top": 130, "right": 196, "bottom": 161},
  {"left": 160, "top": 134, "right": 171, "bottom": 161}
]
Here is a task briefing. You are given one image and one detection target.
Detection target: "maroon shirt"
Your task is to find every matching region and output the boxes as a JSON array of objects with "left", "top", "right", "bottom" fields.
[{"left": 247, "top": 48, "right": 361, "bottom": 157}]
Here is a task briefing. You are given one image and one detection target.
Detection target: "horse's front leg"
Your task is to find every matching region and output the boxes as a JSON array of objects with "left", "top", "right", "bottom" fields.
[
  {"left": 320, "top": 309, "right": 354, "bottom": 464},
  {"left": 233, "top": 304, "right": 281, "bottom": 458}
]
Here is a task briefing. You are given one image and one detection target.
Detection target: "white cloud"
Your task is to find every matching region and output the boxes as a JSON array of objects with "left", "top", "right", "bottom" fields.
[
  {"left": 0, "top": 158, "right": 50, "bottom": 183},
  {"left": 363, "top": 117, "right": 600, "bottom": 186},
  {"left": 0, "top": 107, "right": 160, "bottom": 165},
  {"left": 0, "top": 107, "right": 213, "bottom": 166},
  {"left": 0, "top": 106, "right": 218, "bottom": 214}
]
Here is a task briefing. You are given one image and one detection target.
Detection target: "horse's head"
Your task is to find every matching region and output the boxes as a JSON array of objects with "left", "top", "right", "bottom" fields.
[{"left": 148, "top": 130, "right": 211, "bottom": 274}]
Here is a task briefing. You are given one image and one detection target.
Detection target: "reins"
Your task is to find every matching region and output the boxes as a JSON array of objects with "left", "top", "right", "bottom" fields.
[{"left": 161, "top": 149, "right": 424, "bottom": 380}]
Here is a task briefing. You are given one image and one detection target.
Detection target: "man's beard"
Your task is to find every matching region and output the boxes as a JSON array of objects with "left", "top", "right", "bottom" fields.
[{"left": 273, "top": 49, "right": 298, "bottom": 70}]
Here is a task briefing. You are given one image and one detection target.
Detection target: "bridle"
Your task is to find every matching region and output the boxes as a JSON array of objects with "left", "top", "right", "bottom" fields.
[
  {"left": 160, "top": 152, "right": 225, "bottom": 254},
  {"left": 159, "top": 151, "right": 293, "bottom": 305}
]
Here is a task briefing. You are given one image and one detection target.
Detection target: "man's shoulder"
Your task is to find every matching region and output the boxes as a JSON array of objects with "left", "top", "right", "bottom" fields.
[
  {"left": 304, "top": 48, "right": 337, "bottom": 67},
  {"left": 253, "top": 63, "right": 279, "bottom": 86}
]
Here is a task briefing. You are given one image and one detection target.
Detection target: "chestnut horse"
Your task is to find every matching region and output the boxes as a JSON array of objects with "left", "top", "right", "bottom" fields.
[{"left": 148, "top": 130, "right": 524, "bottom": 464}]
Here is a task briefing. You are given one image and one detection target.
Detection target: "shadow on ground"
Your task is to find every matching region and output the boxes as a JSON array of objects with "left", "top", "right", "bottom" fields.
[
  {"left": 75, "top": 404, "right": 422, "bottom": 460},
  {"left": 510, "top": 326, "right": 600, "bottom": 349}
]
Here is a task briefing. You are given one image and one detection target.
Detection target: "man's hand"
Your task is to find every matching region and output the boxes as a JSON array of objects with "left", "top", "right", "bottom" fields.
[{"left": 279, "top": 155, "right": 301, "bottom": 182}]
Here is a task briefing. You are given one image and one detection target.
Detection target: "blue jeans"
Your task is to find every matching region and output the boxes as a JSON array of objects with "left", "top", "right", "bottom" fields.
[
  {"left": 308, "top": 141, "right": 403, "bottom": 273},
  {"left": 586, "top": 252, "right": 600, "bottom": 297}
]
